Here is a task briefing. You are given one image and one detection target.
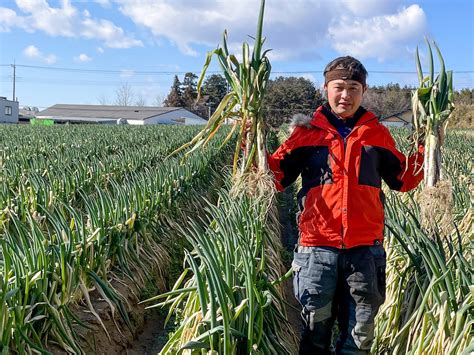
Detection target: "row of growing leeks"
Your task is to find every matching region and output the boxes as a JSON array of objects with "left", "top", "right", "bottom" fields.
[
  {"left": 373, "top": 129, "right": 473, "bottom": 355},
  {"left": 150, "top": 1, "right": 298, "bottom": 353},
  {"left": 0, "top": 125, "right": 233, "bottom": 353},
  {"left": 374, "top": 42, "right": 471, "bottom": 354},
  {"left": 143, "top": 175, "right": 297, "bottom": 354}
]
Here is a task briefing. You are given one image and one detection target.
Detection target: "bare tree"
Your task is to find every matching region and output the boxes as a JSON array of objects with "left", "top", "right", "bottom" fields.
[
  {"left": 135, "top": 94, "right": 147, "bottom": 106},
  {"left": 114, "top": 83, "right": 134, "bottom": 106},
  {"left": 97, "top": 94, "right": 109, "bottom": 105},
  {"left": 154, "top": 94, "right": 164, "bottom": 107}
]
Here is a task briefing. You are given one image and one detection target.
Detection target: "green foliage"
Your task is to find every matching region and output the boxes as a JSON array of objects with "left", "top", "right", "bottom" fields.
[
  {"left": 181, "top": 72, "right": 203, "bottom": 116},
  {"left": 263, "top": 76, "right": 323, "bottom": 127},
  {"left": 373, "top": 128, "right": 473, "bottom": 354},
  {"left": 202, "top": 74, "right": 228, "bottom": 116},
  {"left": 164, "top": 75, "right": 185, "bottom": 108},
  {"left": 143, "top": 188, "right": 296, "bottom": 354},
  {"left": 411, "top": 39, "right": 454, "bottom": 187},
  {"left": 0, "top": 124, "right": 233, "bottom": 353}
]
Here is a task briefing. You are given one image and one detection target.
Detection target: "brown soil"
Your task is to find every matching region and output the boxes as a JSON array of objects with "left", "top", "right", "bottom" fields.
[
  {"left": 68, "top": 271, "right": 169, "bottom": 354},
  {"left": 125, "top": 308, "right": 170, "bottom": 355}
]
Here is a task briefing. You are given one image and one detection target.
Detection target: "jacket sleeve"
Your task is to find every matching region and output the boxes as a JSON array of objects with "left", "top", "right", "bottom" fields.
[
  {"left": 379, "top": 127, "right": 424, "bottom": 192},
  {"left": 267, "top": 126, "right": 307, "bottom": 191}
]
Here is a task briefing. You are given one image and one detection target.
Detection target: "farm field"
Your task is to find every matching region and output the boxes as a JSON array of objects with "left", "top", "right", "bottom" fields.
[{"left": 0, "top": 124, "right": 472, "bottom": 354}]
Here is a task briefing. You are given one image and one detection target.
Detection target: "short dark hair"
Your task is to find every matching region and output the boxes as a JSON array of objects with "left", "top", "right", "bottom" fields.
[{"left": 324, "top": 56, "right": 368, "bottom": 86}]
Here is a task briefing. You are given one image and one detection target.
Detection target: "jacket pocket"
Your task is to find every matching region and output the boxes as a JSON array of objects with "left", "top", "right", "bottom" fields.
[
  {"left": 369, "top": 246, "right": 386, "bottom": 301},
  {"left": 292, "top": 251, "right": 311, "bottom": 302}
]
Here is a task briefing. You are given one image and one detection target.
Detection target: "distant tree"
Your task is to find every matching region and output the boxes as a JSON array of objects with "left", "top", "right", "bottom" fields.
[
  {"left": 154, "top": 94, "right": 164, "bottom": 107},
  {"left": 449, "top": 103, "right": 474, "bottom": 127},
  {"left": 454, "top": 88, "right": 473, "bottom": 105},
  {"left": 263, "top": 76, "right": 323, "bottom": 127},
  {"left": 115, "top": 83, "right": 135, "bottom": 106},
  {"left": 163, "top": 75, "right": 184, "bottom": 107},
  {"left": 363, "top": 83, "right": 412, "bottom": 118},
  {"left": 135, "top": 94, "right": 147, "bottom": 107},
  {"left": 182, "top": 72, "right": 199, "bottom": 108},
  {"left": 182, "top": 72, "right": 208, "bottom": 117},
  {"left": 449, "top": 89, "right": 474, "bottom": 127},
  {"left": 202, "top": 74, "right": 228, "bottom": 116},
  {"left": 97, "top": 94, "right": 109, "bottom": 105}
]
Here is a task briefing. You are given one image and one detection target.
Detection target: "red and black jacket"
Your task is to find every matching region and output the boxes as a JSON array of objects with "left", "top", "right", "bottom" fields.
[{"left": 268, "top": 105, "right": 424, "bottom": 249}]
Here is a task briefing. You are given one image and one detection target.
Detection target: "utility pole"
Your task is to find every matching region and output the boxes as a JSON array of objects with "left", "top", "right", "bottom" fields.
[
  {"left": 207, "top": 101, "right": 214, "bottom": 120},
  {"left": 11, "top": 61, "right": 16, "bottom": 101}
]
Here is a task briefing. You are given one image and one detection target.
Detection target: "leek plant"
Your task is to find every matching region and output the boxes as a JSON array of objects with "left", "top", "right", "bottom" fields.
[
  {"left": 411, "top": 39, "right": 455, "bottom": 233},
  {"left": 412, "top": 39, "right": 454, "bottom": 187},
  {"left": 171, "top": 0, "right": 271, "bottom": 186}
]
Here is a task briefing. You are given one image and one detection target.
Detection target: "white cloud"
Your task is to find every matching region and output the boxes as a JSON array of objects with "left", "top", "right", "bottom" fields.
[
  {"left": 0, "top": 0, "right": 141, "bottom": 48},
  {"left": 97, "top": 47, "right": 105, "bottom": 54},
  {"left": 15, "top": 0, "right": 77, "bottom": 36},
  {"left": 328, "top": 5, "right": 427, "bottom": 61},
  {"left": 116, "top": 0, "right": 333, "bottom": 59},
  {"left": 81, "top": 18, "right": 142, "bottom": 48},
  {"left": 23, "top": 45, "right": 40, "bottom": 58},
  {"left": 3, "top": 0, "right": 428, "bottom": 62},
  {"left": 23, "top": 45, "right": 57, "bottom": 64},
  {"left": 300, "top": 73, "right": 318, "bottom": 85},
  {"left": 116, "top": 0, "right": 427, "bottom": 62},
  {"left": 74, "top": 53, "right": 92, "bottom": 62},
  {"left": 0, "top": 7, "right": 25, "bottom": 32},
  {"left": 44, "top": 54, "right": 57, "bottom": 64}
]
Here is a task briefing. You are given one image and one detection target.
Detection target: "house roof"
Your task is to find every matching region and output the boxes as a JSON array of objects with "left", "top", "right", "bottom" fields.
[
  {"left": 37, "top": 104, "right": 183, "bottom": 120},
  {"left": 380, "top": 109, "right": 412, "bottom": 124}
]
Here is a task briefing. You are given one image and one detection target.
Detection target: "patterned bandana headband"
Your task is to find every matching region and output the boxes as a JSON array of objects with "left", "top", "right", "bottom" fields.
[{"left": 324, "top": 69, "right": 366, "bottom": 86}]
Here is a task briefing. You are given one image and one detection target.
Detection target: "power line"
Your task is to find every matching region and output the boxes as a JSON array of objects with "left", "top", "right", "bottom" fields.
[{"left": 1, "top": 63, "right": 473, "bottom": 75}]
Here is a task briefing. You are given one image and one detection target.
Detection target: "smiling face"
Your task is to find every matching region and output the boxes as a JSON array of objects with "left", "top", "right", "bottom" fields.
[{"left": 324, "top": 79, "right": 366, "bottom": 119}]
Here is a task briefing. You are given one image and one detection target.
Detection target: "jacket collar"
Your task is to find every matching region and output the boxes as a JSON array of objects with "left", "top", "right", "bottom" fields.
[{"left": 310, "top": 104, "right": 378, "bottom": 134}]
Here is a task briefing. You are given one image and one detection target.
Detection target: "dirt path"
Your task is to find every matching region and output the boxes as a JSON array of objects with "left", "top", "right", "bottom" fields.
[
  {"left": 277, "top": 185, "right": 302, "bottom": 342},
  {"left": 125, "top": 309, "right": 170, "bottom": 354}
]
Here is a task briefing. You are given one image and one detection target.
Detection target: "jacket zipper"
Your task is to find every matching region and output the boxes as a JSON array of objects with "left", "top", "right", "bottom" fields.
[
  {"left": 340, "top": 135, "right": 347, "bottom": 249},
  {"left": 313, "top": 116, "right": 379, "bottom": 249},
  {"left": 339, "top": 117, "right": 379, "bottom": 249}
]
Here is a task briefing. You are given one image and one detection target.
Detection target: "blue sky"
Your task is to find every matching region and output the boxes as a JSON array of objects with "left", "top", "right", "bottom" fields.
[{"left": 0, "top": 0, "right": 473, "bottom": 110}]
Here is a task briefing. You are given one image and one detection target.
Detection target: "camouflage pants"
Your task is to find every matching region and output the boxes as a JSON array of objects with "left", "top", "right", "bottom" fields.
[{"left": 292, "top": 245, "right": 386, "bottom": 355}]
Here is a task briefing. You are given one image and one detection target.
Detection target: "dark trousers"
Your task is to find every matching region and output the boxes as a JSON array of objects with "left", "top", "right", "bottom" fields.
[{"left": 292, "top": 245, "right": 386, "bottom": 354}]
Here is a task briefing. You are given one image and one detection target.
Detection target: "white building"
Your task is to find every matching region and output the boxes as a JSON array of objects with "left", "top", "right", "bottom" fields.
[
  {"left": 36, "top": 104, "right": 208, "bottom": 125},
  {"left": 0, "top": 97, "right": 19, "bottom": 123},
  {"left": 380, "top": 110, "right": 413, "bottom": 128}
]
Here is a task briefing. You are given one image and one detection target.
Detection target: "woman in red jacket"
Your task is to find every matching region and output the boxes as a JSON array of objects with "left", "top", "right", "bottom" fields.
[{"left": 268, "top": 56, "right": 423, "bottom": 354}]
